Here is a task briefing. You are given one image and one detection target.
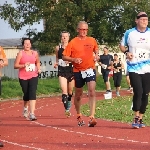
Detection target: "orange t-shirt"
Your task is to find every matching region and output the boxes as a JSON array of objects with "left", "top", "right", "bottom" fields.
[
  {"left": 0, "top": 46, "right": 6, "bottom": 59},
  {"left": 63, "top": 37, "right": 98, "bottom": 72}
]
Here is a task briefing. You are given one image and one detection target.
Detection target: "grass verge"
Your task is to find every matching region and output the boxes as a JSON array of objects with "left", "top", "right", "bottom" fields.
[
  {"left": 81, "top": 96, "right": 150, "bottom": 126},
  {"left": 1, "top": 75, "right": 129, "bottom": 99}
]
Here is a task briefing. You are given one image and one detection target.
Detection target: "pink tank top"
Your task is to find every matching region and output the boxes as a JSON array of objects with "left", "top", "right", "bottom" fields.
[{"left": 19, "top": 50, "right": 38, "bottom": 80}]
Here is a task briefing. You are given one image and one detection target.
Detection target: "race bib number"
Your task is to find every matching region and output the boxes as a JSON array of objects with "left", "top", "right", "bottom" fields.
[
  {"left": 81, "top": 68, "right": 95, "bottom": 79},
  {"left": 135, "top": 48, "right": 150, "bottom": 61},
  {"left": 58, "top": 59, "right": 69, "bottom": 67},
  {"left": 25, "top": 64, "right": 35, "bottom": 72}
]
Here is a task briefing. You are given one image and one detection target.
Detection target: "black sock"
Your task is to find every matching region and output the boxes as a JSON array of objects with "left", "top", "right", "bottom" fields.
[
  {"left": 68, "top": 93, "right": 73, "bottom": 101},
  {"left": 62, "top": 94, "right": 68, "bottom": 110}
]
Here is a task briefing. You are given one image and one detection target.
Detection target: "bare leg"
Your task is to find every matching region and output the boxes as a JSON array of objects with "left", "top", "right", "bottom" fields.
[
  {"left": 24, "top": 101, "right": 29, "bottom": 108},
  {"left": 87, "top": 81, "right": 96, "bottom": 117},
  {"left": 74, "top": 87, "right": 83, "bottom": 114},
  {"left": 59, "top": 76, "right": 68, "bottom": 95},
  {"left": 30, "top": 100, "right": 36, "bottom": 114}
]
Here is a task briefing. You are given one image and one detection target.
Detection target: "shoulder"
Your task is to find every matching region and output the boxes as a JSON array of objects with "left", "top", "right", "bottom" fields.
[
  {"left": 110, "top": 54, "right": 113, "bottom": 58},
  {"left": 32, "top": 50, "right": 38, "bottom": 56},
  {"left": 100, "top": 54, "right": 104, "bottom": 58},
  {"left": 123, "top": 28, "right": 136, "bottom": 39},
  {"left": 55, "top": 45, "right": 59, "bottom": 51},
  {"left": 108, "top": 54, "right": 113, "bottom": 57},
  {"left": 16, "top": 50, "right": 23, "bottom": 57},
  {"left": 87, "top": 37, "right": 97, "bottom": 42},
  {"left": 146, "top": 28, "right": 150, "bottom": 33},
  {"left": 124, "top": 27, "right": 136, "bottom": 34},
  {"left": 70, "top": 37, "right": 78, "bottom": 43},
  {"left": 66, "top": 38, "right": 76, "bottom": 47}
]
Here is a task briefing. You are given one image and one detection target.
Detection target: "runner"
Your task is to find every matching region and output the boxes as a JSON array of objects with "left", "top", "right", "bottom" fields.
[
  {"left": 98, "top": 47, "right": 113, "bottom": 93},
  {"left": 0, "top": 46, "right": 8, "bottom": 147},
  {"left": 112, "top": 54, "right": 124, "bottom": 96},
  {"left": 120, "top": 12, "right": 150, "bottom": 128},
  {"left": 62, "top": 21, "right": 99, "bottom": 127},
  {"left": 14, "top": 38, "right": 41, "bottom": 121},
  {"left": 54, "top": 31, "right": 74, "bottom": 117}
]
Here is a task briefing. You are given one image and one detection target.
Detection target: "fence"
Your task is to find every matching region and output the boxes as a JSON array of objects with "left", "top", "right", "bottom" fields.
[{"left": 1, "top": 53, "right": 127, "bottom": 79}]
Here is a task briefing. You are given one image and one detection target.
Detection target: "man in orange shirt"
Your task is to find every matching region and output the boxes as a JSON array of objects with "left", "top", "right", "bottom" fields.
[
  {"left": 0, "top": 46, "right": 8, "bottom": 148},
  {"left": 63, "top": 21, "right": 99, "bottom": 127}
]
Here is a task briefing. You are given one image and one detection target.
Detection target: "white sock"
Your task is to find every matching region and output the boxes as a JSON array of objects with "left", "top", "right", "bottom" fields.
[{"left": 24, "top": 106, "right": 28, "bottom": 110}]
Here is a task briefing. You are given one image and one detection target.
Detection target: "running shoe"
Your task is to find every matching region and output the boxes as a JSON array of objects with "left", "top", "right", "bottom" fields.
[
  {"left": 29, "top": 114, "right": 37, "bottom": 121},
  {"left": 139, "top": 119, "right": 145, "bottom": 128},
  {"left": 77, "top": 114, "right": 85, "bottom": 126},
  {"left": 127, "top": 87, "right": 131, "bottom": 91},
  {"left": 130, "top": 88, "right": 133, "bottom": 94},
  {"left": 132, "top": 116, "right": 139, "bottom": 129},
  {"left": 116, "top": 92, "right": 120, "bottom": 96},
  {"left": 65, "top": 110, "right": 71, "bottom": 118},
  {"left": 88, "top": 117, "right": 97, "bottom": 127},
  {"left": 23, "top": 107, "right": 29, "bottom": 118},
  {"left": 106, "top": 90, "right": 112, "bottom": 94}
]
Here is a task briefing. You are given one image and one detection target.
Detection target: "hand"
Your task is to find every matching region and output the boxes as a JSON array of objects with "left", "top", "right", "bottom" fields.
[
  {"left": 126, "top": 52, "right": 133, "bottom": 60},
  {"left": 38, "top": 69, "right": 41, "bottom": 74},
  {"left": 114, "top": 68, "right": 117, "bottom": 72},
  {"left": 107, "top": 66, "right": 112, "bottom": 69},
  {"left": 72, "top": 58, "right": 82, "bottom": 64},
  {"left": 54, "top": 63, "right": 58, "bottom": 68},
  {"left": 94, "top": 55, "right": 99, "bottom": 62},
  {"left": 0, "top": 60, "right": 4, "bottom": 68},
  {"left": 65, "top": 61, "right": 69, "bottom": 65},
  {"left": 101, "top": 64, "right": 107, "bottom": 69},
  {"left": 25, "top": 62, "right": 30, "bottom": 67}
]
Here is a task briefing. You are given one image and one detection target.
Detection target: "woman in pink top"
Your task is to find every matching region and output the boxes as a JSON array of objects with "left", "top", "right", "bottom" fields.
[{"left": 14, "top": 38, "right": 41, "bottom": 121}]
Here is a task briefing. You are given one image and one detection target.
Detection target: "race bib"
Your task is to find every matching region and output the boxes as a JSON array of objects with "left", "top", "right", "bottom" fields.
[
  {"left": 25, "top": 64, "right": 35, "bottom": 72},
  {"left": 101, "top": 64, "right": 107, "bottom": 69},
  {"left": 114, "top": 69, "right": 119, "bottom": 73},
  {"left": 81, "top": 68, "right": 95, "bottom": 79},
  {"left": 58, "top": 59, "right": 69, "bottom": 67},
  {"left": 109, "top": 70, "right": 113, "bottom": 74},
  {"left": 134, "top": 48, "right": 150, "bottom": 61}
]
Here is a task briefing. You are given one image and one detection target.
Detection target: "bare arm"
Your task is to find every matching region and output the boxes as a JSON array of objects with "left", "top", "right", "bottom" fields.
[
  {"left": 55, "top": 46, "right": 59, "bottom": 63},
  {"left": 93, "top": 49, "right": 100, "bottom": 61},
  {"left": 62, "top": 55, "right": 74, "bottom": 62},
  {"left": 53, "top": 46, "right": 59, "bottom": 68},
  {"left": 35, "top": 51, "right": 41, "bottom": 71},
  {"left": 108, "top": 61, "right": 113, "bottom": 69},
  {"left": 14, "top": 51, "right": 25, "bottom": 69},
  {"left": 121, "top": 61, "right": 124, "bottom": 69},
  {"left": 3, "top": 58, "right": 8, "bottom": 66},
  {"left": 119, "top": 44, "right": 127, "bottom": 53}
]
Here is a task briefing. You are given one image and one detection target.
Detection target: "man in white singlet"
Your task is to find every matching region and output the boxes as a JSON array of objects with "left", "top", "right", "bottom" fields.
[{"left": 120, "top": 12, "right": 150, "bottom": 129}]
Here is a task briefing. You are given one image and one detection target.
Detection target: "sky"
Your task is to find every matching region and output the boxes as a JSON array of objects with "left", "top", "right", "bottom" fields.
[{"left": 0, "top": 0, "right": 43, "bottom": 39}]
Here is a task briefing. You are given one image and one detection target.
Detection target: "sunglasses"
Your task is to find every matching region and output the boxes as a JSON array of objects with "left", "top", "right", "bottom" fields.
[{"left": 78, "top": 28, "right": 88, "bottom": 31}]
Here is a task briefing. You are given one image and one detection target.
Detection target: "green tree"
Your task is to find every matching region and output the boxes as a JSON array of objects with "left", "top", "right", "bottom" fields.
[{"left": 0, "top": 0, "right": 150, "bottom": 54}]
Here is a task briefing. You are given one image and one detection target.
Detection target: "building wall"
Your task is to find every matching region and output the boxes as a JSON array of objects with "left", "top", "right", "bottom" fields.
[
  {"left": 1, "top": 53, "right": 127, "bottom": 79},
  {"left": 3, "top": 47, "right": 20, "bottom": 59}
]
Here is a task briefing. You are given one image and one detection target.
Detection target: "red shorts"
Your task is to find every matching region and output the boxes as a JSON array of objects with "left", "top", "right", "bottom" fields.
[{"left": 108, "top": 70, "right": 113, "bottom": 77}]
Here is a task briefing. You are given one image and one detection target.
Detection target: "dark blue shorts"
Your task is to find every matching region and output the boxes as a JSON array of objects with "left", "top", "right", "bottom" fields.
[{"left": 74, "top": 69, "right": 96, "bottom": 88}]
